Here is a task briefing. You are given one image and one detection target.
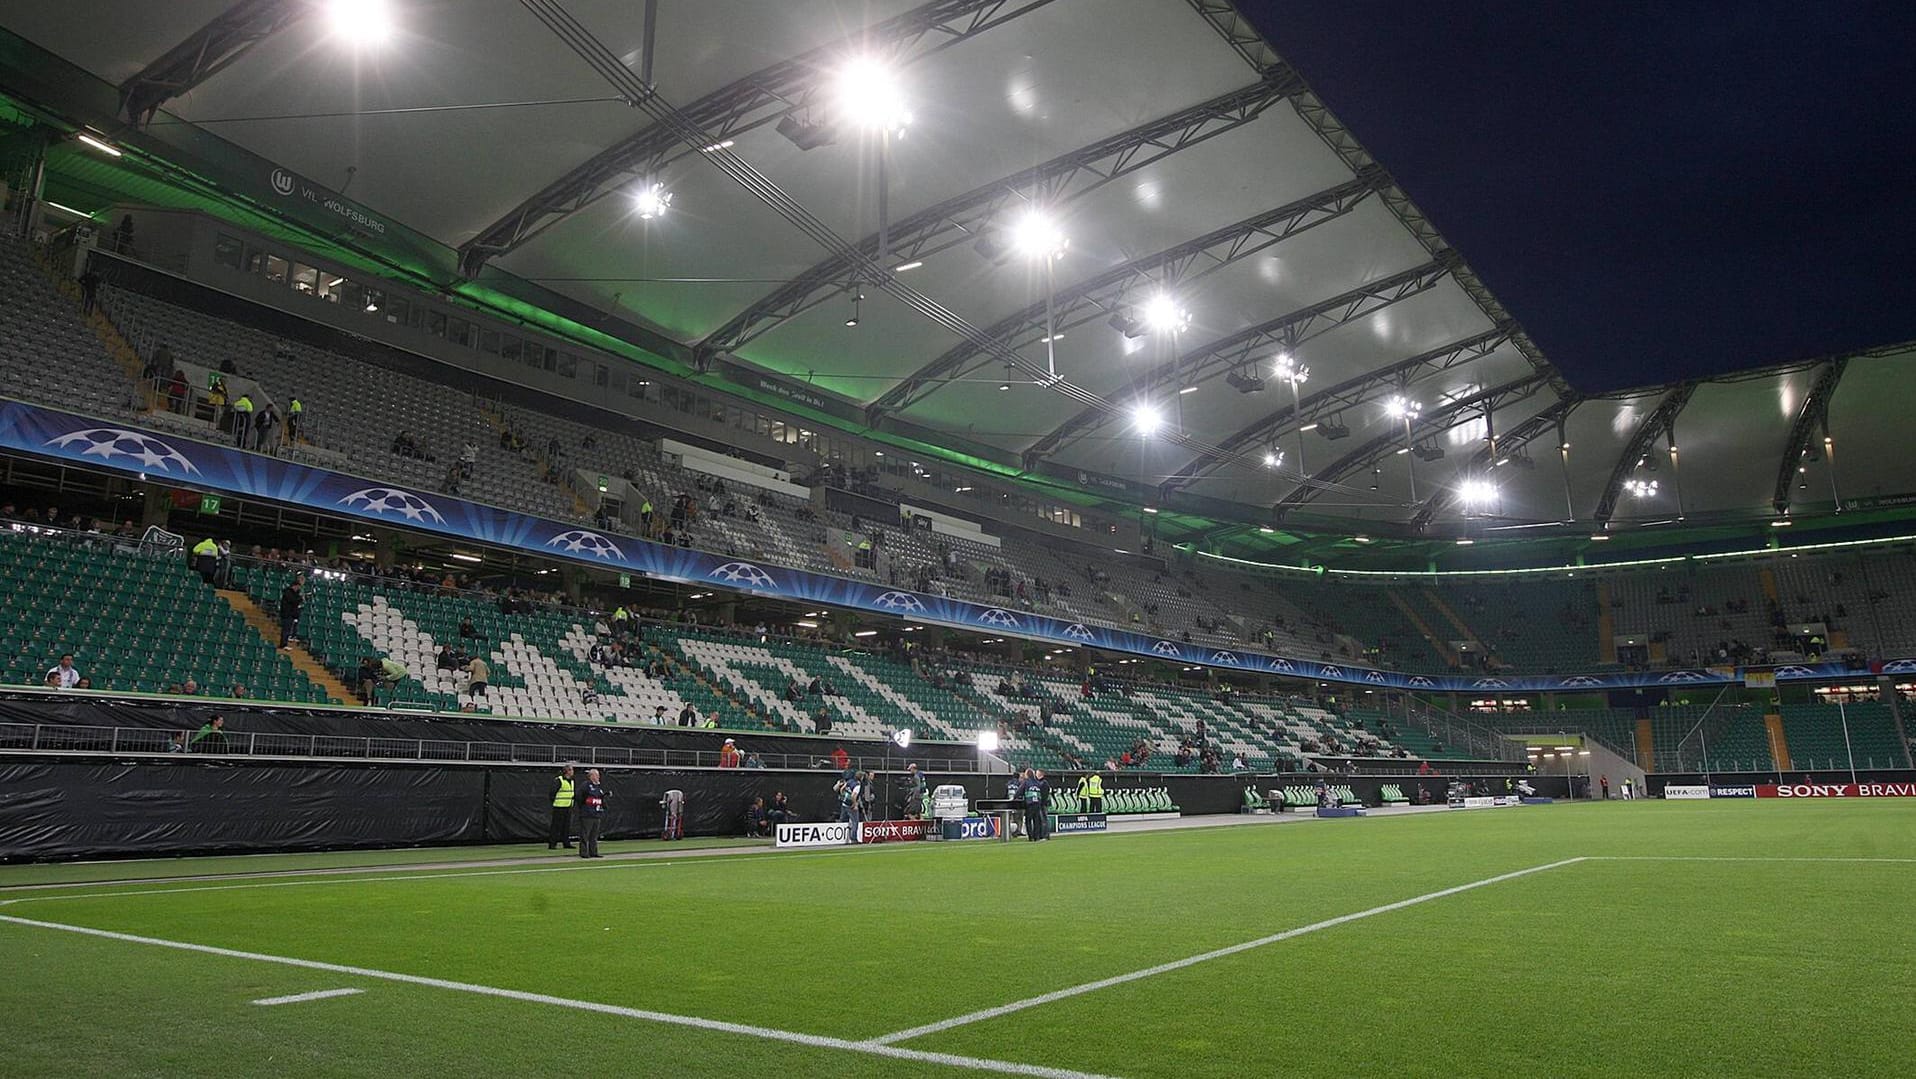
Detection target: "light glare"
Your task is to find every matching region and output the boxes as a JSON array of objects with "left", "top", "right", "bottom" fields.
[
  {"left": 633, "top": 182, "right": 671, "bottom": 219},
  {"left": 1458, "top": 478, "right": 1497, "bottom": 506},
  {"left": 1132, "top": 403, "right": 1164, "bottom": 436},
  {"left": 1008, "top": 211, "right": 1067, "bottom": 260},
  {"left": 327, "top": 0, "right": 393, "bottom": 44},
  {"left": 834, "top": 56, "right": 911, "bottom": 132},
  {"left": 1140, "top": 292, "right": 1191, "bottom": 334}
]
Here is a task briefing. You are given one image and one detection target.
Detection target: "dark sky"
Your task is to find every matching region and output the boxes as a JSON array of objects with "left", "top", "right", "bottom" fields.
[{"left": 1236, "top": 1, "right": 1916, "bottom": 392}]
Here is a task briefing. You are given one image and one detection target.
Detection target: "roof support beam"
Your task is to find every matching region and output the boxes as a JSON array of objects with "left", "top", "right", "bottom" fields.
[
  {"left": 1164, "top": 323, "right": 1515, "bottom": 491},
  {"left": 1028, "top": 255, "right": 1455, "bottom": 459},
  {"left": 1592, "top": 383, "right": 1697, "bottom": 525},
  {"left": 456, "top": 0, "right": 1057, "bottom": 277},
  {"left": 1771, "top": 358, "right": 1847, "bottom": 514},
  {"left": 1188, "top": 0, "right": 1568, "bottom": 399},
  {"left": 872, "top": 171, "right": 1382, "bottom": 415},
  {"left": 1271, "top": 373, "right": 1553, "bottom": 521},
  {"left": 1409, "top": 394, "right": 1582, "bottom": 528},
  {"left": 117, "top": 0, "right": 310, "bottom": 127},
  {"left": 694, "top": 71, "right": 1305, "bottom": 360}
]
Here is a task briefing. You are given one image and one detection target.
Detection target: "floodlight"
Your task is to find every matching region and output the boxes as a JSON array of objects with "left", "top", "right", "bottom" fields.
[
  {"left": 75, "top": 133, "right": 122, "bottom": 158},
  {"left": 1008, "top": 211, "right": 1067, "bottom": 261},
  {"left": 632, "top": 182, "right": 671, "bottom": 220},
  {"left": 1384, "top": 394, "right": 1418, "bottom": 419},
  {"left": 1131, "top": 403, "right": 1164, "bottom": 436},
  {"left": 834, "top": 56, "right": 911, "bottom": 132},
  {"left": 1140, "top": 293, "right": 1190, "bottom": 334},
  {"left": 977, "top": 730, "right": 1000, "bottom": 753},
  {"left": 892, "top": 728, "right": 913, "bottom": 749},
  {"left": 1624, "top": 478, "right": 1659, "bottom": 498},
  {"left": 1273, "top": 354, "right": 1309, "bottom": 383},
  {"left": 327, "top": 0, "right": 394, "bottom": 44},
  {"left": 1262, "top": 449, "right": 1282, "bottom": 469},
  {"left": 1458, "top": 478, "right": 1497, "bottom": 506}
]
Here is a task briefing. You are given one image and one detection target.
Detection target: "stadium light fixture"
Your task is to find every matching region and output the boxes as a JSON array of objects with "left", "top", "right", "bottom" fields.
[
  {"left": 845, "top": 290, "right": 864, "bottom": 327},
  {"left": 327, "top": 0, "right": 394, "bottom": 45},
  {"left": 1008, "top": 210, "right": 1067, "bottom": 261},
  {"left": 1140, "top": 292, "right": 1191, "bottom": 334},
  {"left": 893, "top": 260, "right": 923, "bottom": 272},
  {"left": 891, "top": 728, "right": 913, "bottom": 749},
  {"left": 632, "top": 181, "right": 671, "bottom": 220},
  {"left": 834, "top": 56, "right": 911, "bottom": 133},
  {"left": 1262, "top": 448, "right": 1283, "bottom": 469},
  {"left": 1132, "top": 403, "right": 1164, "bottom": 436},
  {"left": 75, "top": 133, "right": 122, "bottom": 157},
  {"left": 1458, "top": 478, "right": 1497, "bottom": 506},
  {"left": 42, "top": 201, "right": 93, "bottom": 218},
  {"left": 977, "top": 730, "right": 1000, "bottom": 753},
  {"left": 853, "top": 630, "right": 878, "bottom": 638},
  {"left": 1624, "top": 478, "right": 1659, "bottom": 499},
  {"left": 1384, "top": 394, "right": 1419, "bottom": 420}
]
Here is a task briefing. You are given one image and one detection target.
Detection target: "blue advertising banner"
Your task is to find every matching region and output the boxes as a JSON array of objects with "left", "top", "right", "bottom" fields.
[{"left": 1, "top": 398, "right": 1896, "bottom": 694}]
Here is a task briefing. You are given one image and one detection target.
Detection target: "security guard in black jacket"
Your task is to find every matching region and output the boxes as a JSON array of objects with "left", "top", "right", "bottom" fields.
[
  {"left": 576, "top": 769, "right": 608, "bottom": 858},
  {"left": 548, "top": 765, "right": 577, "bottom": 849}
]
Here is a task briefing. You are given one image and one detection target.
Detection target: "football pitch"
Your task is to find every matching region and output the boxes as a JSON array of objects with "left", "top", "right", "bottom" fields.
[{"left": 3, "top": 802, "right": 1911, "bottom": 1077}]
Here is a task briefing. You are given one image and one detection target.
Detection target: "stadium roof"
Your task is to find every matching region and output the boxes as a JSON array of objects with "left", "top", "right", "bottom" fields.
[{"left": 4, "top": 0, "right": 1913, "bottom": 552}]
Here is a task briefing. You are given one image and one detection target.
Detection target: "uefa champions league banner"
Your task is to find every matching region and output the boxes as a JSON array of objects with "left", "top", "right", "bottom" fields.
[{"left": 2, "top": 398, "right": 1897, "bottom": 694}]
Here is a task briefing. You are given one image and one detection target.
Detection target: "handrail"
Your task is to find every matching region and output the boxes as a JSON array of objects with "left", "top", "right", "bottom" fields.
[{"left": 0, "top": 722, "right": 981, "bottom": 773}]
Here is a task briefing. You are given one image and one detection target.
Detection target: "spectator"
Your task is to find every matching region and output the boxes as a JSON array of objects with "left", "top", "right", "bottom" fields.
[
  {"left": 767, "top": 790, "right": 795, "bottom": 826},
  {"left": 745, "top": 796, "right": 772, "bottom": 837},
  {"left": 718, "top": 738, "right": 742, "bottom": 768},
  {"left": 44, "top": 653, "right": 80, "bottom": 689},
  {"left": 231, "top": 391, "right": 254, "bottom": 448},
  {"left": 830, "top": 745, "right": 851, "bottom": 772},
  {"left": 358, "top": 655, "right": 406, "bottom": 704},
  {"left": 676, "top": 702, "right": 698, "bottom": 727},
  {"left": 180, "top": 678, "right": 201, "bottom": 696},
  {"left": 189, "top": 715, "right": 228, "bottom": 753},
  {"left": 650, "top": 704, "right": 668, "bottom": 725},
  {"left": 78, "top": 265, "right": 101, "bottom": 314},
  {"left": 743, "top": 751, "right": 765, "bottom": 769},
  {"left": 436, "top": 644, "right": 459, "bottom": 671},
  {"left": 466, "top": 655, "right": 490, "bottom": 697},
  {"left": 277, "top": 576, "right": 303, "bottom": 649}
]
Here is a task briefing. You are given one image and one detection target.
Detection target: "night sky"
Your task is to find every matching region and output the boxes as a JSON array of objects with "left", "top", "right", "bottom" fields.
[{"left": 1237, "top": 1, "right": 1916, "bottom": 392}]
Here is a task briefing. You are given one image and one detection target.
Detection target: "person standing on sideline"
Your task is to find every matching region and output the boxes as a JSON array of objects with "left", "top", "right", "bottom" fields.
[
  {"left": 900, "top": 762, "right": 927, "bottom": 819},
  {"left": 548, "top": 764, "right": 577, "bottom": 850},
  {"left": 1016, "top": 768, "right": 1042, "bottom": 842},
  {"left": 277, "top": 576, "right": 303, "bottom": 649},
  {"left": 661, "top": 788, "right": 685, "bottom": 840},
  {"left": 1079, "top": 770, "right": 1105, "bottom": 815},
  {"left": 577, "top": 768, "right": 607, "bottom": 858},
  {"left": 1600, "top": 774, "right": 1611, "bottom": 800}
]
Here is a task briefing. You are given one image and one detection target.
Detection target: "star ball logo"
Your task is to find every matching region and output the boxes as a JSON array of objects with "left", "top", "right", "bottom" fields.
[
  {"left": 337, "top": 487, "right": 445, "bottom": 524},
  {"left": 709, "top": 562, "right": 777, "bottom": 589},
  {"left": 547, "top": 530, "right": 624, "bottom": 560},
  {"left": 47, "top": 428, "right": 198, "bottom": 474}
]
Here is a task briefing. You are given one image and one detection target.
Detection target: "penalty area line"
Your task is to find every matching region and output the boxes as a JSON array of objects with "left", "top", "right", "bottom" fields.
[
  {"left": 865, "top": 857, "right": 1589, "bottom": 1047},
  {"left": 0, "top": 914, "right": 1116, "bottom": 1079},
  {"left": 252, "top": 988, "right": 364, "bottom": 1006}
]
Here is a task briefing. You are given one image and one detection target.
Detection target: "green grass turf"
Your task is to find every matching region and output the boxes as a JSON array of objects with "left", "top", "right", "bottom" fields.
[
  {"left": 0, "top": 836, "right": 768, "bottom": 887},
  {"left": 3, "top": 802, "right": 1912, "bottom": 1077}
]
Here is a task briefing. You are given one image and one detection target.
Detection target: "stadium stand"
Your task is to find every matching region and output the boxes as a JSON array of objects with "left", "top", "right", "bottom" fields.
[{"left": 0, "top": 528, "right": 330, "bottom": 702}]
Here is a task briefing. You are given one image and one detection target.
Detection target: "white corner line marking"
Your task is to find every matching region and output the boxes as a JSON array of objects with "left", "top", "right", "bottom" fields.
[
  {"left": 252, "top": 988, "right": 365, "bottom": 1006},
  {"left": 0, "top": 914, "right": 1115, "bottom": 1079},
  {"left": 864, "top": 857, "right": 1590, "bottom": 1047}
]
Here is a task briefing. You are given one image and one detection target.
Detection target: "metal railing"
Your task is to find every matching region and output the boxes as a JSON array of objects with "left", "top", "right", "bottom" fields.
[{"left": 0, "top": 722, "right": 981, "bottom": 772}]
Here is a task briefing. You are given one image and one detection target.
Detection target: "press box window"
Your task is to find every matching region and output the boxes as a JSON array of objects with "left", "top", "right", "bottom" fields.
[
  {"left": 213, "top": 234, "right": 243, "bottom": 270},
  {"left": 290, "top": 263, "right": 318, "bottom": 296},
  {"left": 317, "top": 272, "right": 347, "bottom": 304}
]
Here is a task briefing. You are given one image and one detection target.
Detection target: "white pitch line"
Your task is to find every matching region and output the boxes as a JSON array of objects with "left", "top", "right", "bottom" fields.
[
  {"left": 1586, "top": 855, "right": 1916, "bottom": 863},
  {"left": 864, "top": 857, "right": 1589, "bottom": 1047},
  {"left": 0, "top": 914, "right": 1116, "bottom": 1079},
  {"left": 0, "top": 844, "right": 957, "bottom": 907},
  {"left": 252, "top": 988, "right": 365, "bottom": 1006}
]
